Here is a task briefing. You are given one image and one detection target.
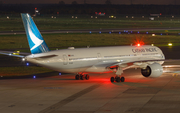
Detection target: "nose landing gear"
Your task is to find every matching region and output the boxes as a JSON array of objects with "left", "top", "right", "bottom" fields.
[{"left": 110, "top": 76, "right": 125, "bottom": 82}]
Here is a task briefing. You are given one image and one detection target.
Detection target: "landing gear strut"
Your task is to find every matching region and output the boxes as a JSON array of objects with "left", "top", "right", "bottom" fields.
[
  {"left": 75, "top": 74, "right": 89, "bottom": 80},
  {"left": 110, "top": 76, "right": 125, "bottom": 82}
]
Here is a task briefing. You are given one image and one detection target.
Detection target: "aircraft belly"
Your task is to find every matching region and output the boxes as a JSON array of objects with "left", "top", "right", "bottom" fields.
[{"left": 84, "top": 66, "right": 108, "bottom": 73}]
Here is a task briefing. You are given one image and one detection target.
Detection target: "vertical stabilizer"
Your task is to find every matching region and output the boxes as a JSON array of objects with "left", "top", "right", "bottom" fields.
[{"left": 21, "top": 13, "right": 50, "bottom": 54}]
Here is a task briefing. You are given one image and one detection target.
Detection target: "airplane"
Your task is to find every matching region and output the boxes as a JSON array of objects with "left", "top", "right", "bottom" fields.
[{"left": 0, "top": 13, "right": 166, "bottom": 82}]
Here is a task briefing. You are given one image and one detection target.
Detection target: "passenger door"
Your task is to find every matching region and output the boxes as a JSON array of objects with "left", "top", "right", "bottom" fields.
[{"left": 63, "top": 54, "right": 68, "bottom": 65}]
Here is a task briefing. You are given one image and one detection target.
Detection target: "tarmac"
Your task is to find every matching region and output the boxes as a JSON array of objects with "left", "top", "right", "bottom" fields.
[{"left": 1, "top": 68, "right": 180, "bottom": 113}]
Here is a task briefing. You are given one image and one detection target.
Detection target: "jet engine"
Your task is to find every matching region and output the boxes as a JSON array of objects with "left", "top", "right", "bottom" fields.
[{"left": 141, "top": 63, "right": 163, "bottom": 78}]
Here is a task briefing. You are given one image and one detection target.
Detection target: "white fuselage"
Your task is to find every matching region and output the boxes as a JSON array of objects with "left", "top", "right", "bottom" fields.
[{"left": 25, "top": 45, "right": 165, "bottom": 74}]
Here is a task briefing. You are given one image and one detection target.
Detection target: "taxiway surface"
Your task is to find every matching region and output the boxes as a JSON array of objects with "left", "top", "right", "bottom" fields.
[{"left": 1, "top": 68, "right": 180, "bottom": 113}]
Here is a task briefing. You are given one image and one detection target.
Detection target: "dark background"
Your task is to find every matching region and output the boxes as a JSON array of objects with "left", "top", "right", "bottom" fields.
[{"left": 0, "top": 4, "right": 180, "bottom": 15}]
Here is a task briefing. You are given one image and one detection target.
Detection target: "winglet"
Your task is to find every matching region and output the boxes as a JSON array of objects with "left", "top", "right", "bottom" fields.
[{"left": 21, "top": 13, "right": 50, "bottom": 54}]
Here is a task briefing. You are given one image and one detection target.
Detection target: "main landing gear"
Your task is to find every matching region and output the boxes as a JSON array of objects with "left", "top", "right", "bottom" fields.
[
  {"left": 110, "top": 76, "right": 125, "bottom": 82},
  {"left": 75, "top": 74, "right": 89, "bottom": 80}
]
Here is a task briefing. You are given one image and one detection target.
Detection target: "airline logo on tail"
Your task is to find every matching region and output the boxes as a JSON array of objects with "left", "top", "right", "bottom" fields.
[
  {"left": 21, "top": 13, "right": 50, "bottom": 54},
  {"left": 27, "top": 23, "right": 43, "bottom": 51}
]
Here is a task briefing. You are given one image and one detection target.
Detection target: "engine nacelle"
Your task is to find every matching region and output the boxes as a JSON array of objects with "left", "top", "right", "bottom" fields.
[{"left": 141, "top": 63, "right": 163, "bottom": 78}]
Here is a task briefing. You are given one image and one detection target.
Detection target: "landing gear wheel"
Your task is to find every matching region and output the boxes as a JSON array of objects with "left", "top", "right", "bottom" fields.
[
  {"left": 75, "top": 74, "right": 79, "bottom": 80},
  {"left": 110, "top": 77, "right": 115, "bottom": 82},
  {"left": 121, "top": 77, "right": 125, "bottom": 82},
  {"left": 85, "top": 74, "right": 89, "bottom": 80},
  {"left": 80, "top": 75, "right": 84, "bottom": 80},
  {"left": 116, "top": 77, "right": 120, "bottom": 82}
]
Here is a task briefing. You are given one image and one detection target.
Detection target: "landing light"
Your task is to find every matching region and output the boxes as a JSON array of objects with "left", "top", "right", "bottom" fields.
[{"left": 22, "top": 58, "right": 25, "bottom": 61}]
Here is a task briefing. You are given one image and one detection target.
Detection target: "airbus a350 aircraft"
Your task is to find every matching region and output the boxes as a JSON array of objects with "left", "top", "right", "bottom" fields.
[{"left": 0, "top": 13, "right": 166, "bottom": 82}]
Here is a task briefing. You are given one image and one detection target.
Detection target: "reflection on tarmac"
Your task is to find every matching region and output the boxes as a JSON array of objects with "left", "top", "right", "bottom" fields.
[{"left": 1, "top": 71, "right": 180, "bottom": 113}]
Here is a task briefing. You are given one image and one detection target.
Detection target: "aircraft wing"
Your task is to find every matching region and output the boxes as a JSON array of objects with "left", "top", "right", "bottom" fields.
[
  {"left": 0, "top": 50, "right": 58, "bottom": 59},
  {"left": 106, "top": 59, "right": 180, "bottom": 68},
  {"left": 106, "top": 59, "right": 165, "bottom": 70},
  {"left": 107, "top": 59, "right": 180, "bottom": 76},
  {"left": 0, "top": 50, "right": 30, "bottom": 58},
  {"left": 162, "top": 59, "right": 180, "bottom": 75}
]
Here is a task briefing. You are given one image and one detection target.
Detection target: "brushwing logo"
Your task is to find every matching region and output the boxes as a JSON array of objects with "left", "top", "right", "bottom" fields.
[{"left": 27, "top": 23, "right": 43, "bottom": 51}]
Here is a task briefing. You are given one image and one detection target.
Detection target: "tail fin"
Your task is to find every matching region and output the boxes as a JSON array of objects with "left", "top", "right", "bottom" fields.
[{"left": 21, "top": 13, "right": 50, "bottom": 54}]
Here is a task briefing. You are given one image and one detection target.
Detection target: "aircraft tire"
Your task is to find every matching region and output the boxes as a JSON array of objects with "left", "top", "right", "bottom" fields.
[
  {"left": 121, "top": 77, "right": 125, "bottom": 82},
  {"left": 80, "top": 75, "right": 84, "bottom": 80},
  {"left": 110, "top": 77, "right": 115, "bottom": 82},
  {"left": 85, "top": 74, "right": 89, "bottom": 80},
  {"left": 75, "top": 74, "right": 80, "bottom": 80}
]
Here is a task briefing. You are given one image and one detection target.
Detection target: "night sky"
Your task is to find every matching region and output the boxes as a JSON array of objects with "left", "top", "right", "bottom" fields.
[{"left": 2, "top": 0, "right": 180, "bottom": 5}]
